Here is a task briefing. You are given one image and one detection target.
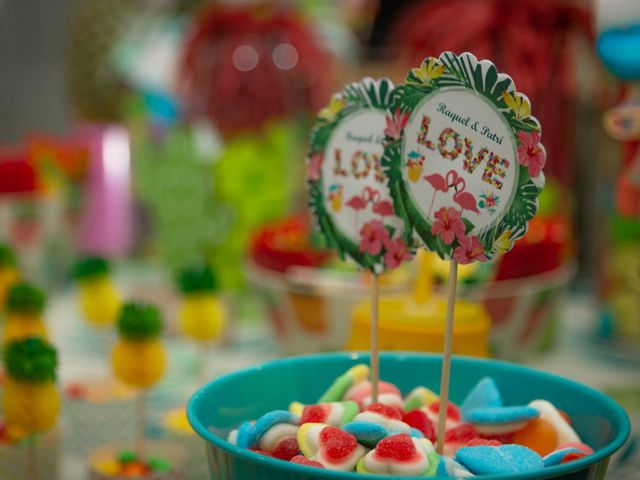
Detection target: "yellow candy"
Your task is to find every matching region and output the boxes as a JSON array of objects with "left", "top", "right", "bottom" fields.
[
  {"left": 179, "top": 294, "right": 227, "bottom": 341},
  {"left": 112, "top": 339, "right": 166, "bottom": 388},
  {"left": 79, "top": 276, "right": 121, "bottom": 327},
  {"left": 347, "top": 365, "right": 370, "bottom": 384},
  {"left": 96, "top": 460, "right": 120, "bottom": 475},
  {"left": 3, "top": 379, "right": 59, "bottom": 434},
  {"left": 4, "top": 314, "right": 48, "bottom": 344},
  {"left": 289, "top": 401, "right": 305, "bottom": 416}
]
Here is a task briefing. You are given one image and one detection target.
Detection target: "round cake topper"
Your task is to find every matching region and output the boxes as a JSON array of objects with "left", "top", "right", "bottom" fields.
[
  {"left": 307, "top": 78, "right": 412, "bottom": 273},
  {"left": 383, "top": 52, "right": 546, "bottom": 263}
]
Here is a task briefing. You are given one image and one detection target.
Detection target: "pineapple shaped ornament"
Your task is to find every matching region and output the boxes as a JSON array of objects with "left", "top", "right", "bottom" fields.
[
  {"left": 112, "top": 303, "right": 166, "bottom": 389},
  {"left": 3, "top": 284, "right": 48, "bottom": 344},
  {"left": 73, "top": 257, "right": 121, "bottom": 327},
  {"left": 178, "top": 265, "right": 227, "bottom": 342},
  {"left": 0, "top": 244, "right": 19, "bottom": 312},
  {"left": 3, "top": 338, "right": 60, "bottom": 438}
]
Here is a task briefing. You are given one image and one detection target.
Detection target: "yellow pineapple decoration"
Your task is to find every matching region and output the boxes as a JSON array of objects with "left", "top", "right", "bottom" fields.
[
  {"left": 3, "top": 337, "right": 60, "bottom": 439},
  {"left": 112, "top": 302, "right": 166, "bottom": 388},
  {"left": 0, "top": 244, "right": 19, "bottom": 311},
  {"left": 178, "top": 265, "right": 227, "bottom": 342},
  {"left": 3, "top": 283, "right": 48, "bottom": 344},
  {"left": 73, "top": 257, "right": 121, "bottom": 327}
]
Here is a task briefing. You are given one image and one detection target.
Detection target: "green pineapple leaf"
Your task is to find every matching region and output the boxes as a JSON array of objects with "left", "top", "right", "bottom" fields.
[
  {"left": 72, "top": 256, "right": 110, "bottom": 280},
  {"left": 118, "top": 303, "right": 162, "bottom": 340},
  {"left": 4, "top": 338, "right": 57, "bottom": 383},
  {"left": 6, "top": 283, "right": 46, "bottom": 314}
]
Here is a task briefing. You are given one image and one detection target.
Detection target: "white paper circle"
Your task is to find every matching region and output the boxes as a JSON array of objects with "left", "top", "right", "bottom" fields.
[
  {"left": 402, "top": 87, "right": 518, "bottom": 234},
  {"left": 322, "top": 109, "right": 404, "bottom": 243}
]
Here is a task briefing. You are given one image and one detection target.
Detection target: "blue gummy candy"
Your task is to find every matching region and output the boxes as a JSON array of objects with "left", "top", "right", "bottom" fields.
[
  {"left": 461, "top": 377, "right": 502, "bottom": 421},
  {"left": 236, "top": 421, "right": 254, "bottom": 449},
  {"left": 543, "top": 448, "right": 582, "bottom": 467},
  {"left": 466, "top": 406, "right": 539, "bottom": 425},
  {"left": 408, "top": 428, "right": 425, "bottom": 439},
  {"left": 457, "top": 445, "right": 544, "bottom": 475},
  {"left": 246, "top": 410, "right": 298, "bottom": 448},
  {"left": 343, "top": 422, "right": 388, "bottom": 449}
]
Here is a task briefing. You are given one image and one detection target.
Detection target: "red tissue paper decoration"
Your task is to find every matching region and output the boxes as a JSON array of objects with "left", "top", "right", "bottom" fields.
[
  {"left": 388, "top": 0, "right": 594, "bottom": 186},
  {"left": 180, "top": 5, "right": 333, "bottom": 137}
]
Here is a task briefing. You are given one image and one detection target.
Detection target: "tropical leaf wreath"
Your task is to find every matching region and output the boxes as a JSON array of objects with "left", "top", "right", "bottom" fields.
[
  {"left": 382, "top": 51, "right": 546, "bottom": 261},
  {"left": 306, "top": 77, "right": 400, "bottom": 273}
]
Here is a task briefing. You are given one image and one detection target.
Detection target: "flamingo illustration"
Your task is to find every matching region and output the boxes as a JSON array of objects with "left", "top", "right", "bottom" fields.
[
  {"left": 346, "top": 193, "right": 368, "bottom": 235},
  {"left": 373, "top": 200, "right": 394, "bottom": 217},
  {"left": 424, "top": 170, "right": 459, "bottom": 217},
  {"left": 452, "top": 177, "right": 480, "bottom": 215}
]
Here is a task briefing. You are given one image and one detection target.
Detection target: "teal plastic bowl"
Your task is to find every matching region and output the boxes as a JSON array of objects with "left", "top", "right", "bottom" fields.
[{"left": 188, "top": 353, "right": 630, "bottom": 479}]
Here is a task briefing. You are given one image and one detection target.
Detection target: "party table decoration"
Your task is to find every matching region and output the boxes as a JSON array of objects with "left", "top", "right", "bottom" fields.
[
  {"left": 112, "top": 303, "right": 166, "bottom": 455},
  {"left": 178, "top": 264, "right": 227, "bottom": 383},
  {"left": 73, "top": 257, "right": 121, "bottom": 328},
  {"left": 308, "top": 77, "right": 412, "bottom": 403},
  {"left": 3, "top": 338, "right": 59, "bottom": 480},
  {"left": 3, "top": 284, "right": 48, "bottom": 344},
  {"left": 382, "top": 51, "right": 546, "bottom": 453}
]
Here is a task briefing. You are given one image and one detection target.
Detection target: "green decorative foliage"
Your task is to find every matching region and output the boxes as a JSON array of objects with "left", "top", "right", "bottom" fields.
[
  {"left": 178, "top": 264, "right": 218, "bottom": 294},
  {"left": 73, "top": 256, "right": 109, "bottom": 280},
  {"left": 211, "top": 120, "right": 305, "bottom": 288},
  {"left": 6, "top": 283, "right": 46, "bottom": 314},
  {"left": 3, "top": 338, "right": 57, "bottom": 383},
  {"left": 0, "top": 244, "right": 16, "bottom": 268},
  {"left": 117, "top": 303, "right": 162, "bottom": 340}
]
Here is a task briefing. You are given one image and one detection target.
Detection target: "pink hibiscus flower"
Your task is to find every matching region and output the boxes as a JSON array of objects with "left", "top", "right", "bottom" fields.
[
  {"left": 307, "top": 152, "right": 324, "bottom": 181},
  {"left": 453, "top": 235, "right": 488, "bottom": 265},
  {"left": 383, "top": 237, "right": 413, "bottom": 270},
  {"left": 431, "top": 207, "right": 466, "bottom": 245},
  {"left": 517, "top": 131, "right": 546, "bottom": 178},
  {"left": 359, "top": 220, "right": 389, "bottom": 256},
  {"left": 384, "top": 109, "right": 410, "bottom": 141}
]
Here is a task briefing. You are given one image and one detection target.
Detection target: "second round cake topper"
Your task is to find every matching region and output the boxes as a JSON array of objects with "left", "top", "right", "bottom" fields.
[
  {"left": 383, "top": 51, "right": 546, "bottom": 263},
  {"left": 307, "top": 77, "right": 411, "bottom": 273}
]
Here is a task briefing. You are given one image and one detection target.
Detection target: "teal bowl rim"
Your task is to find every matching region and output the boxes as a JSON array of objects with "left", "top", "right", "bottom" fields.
[{"left": 187, "top": 352, "right": 631, "bottom": 480}]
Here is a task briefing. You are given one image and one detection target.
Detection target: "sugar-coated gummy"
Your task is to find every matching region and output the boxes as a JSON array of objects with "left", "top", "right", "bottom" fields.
[
  {"left": 461, "top": 378, "right": 503, "bottom": 421},
  {"left": 466, "top": 406, "right": 540, "bottom": 425},
  {"left": 457, "top": 445, "right": 545, "bottom": 475}
]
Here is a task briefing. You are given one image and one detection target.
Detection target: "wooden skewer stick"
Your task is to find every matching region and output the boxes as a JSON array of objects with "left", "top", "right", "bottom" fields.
[
  {"left": 435, "top": 259, "right": 458, "bottom": 455},
  {"left": 370, "top": 274, "right": 380, "bottom": 404},
  {"left": 27, "top": 435, "right": 38, "bottom": 480},
  {"left": 136, "top": 389, "right": 148, "bottom": 459}
]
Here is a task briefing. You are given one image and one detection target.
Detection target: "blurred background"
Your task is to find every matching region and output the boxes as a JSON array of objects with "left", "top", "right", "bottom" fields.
[{"left": 0, "top": 0, "right": 638, "bottom": 478}]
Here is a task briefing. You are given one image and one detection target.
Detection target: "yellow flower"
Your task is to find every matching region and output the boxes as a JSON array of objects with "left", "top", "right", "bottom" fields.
[
  {"left": 502, "top": 91, "right": 531, "bottom": 121},
  {"left": 494, "top": 230, "right": 514, "bottom": 255},
  {"left": 409, "top": 58, "right": 445, "bottom": 85},
  {"left": 318, "top": 95, "right": 345, "bottom": 122}
]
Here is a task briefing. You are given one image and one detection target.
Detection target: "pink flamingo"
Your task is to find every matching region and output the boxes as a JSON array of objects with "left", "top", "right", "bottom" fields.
[
  {"left": 452, "top": 177, "right": 480, "bottom": 215},
  {"left": 346, "top": 193, "right": 368, "bottom": 235},
  {"left": 373, "top": 200, "right": 394, "bottom": 217},
  {"left": 363, "top": 187, "right": 394, "bottom": 218},
  {"left": 424, "top": 170, "right": 459, "bottom": 217}
]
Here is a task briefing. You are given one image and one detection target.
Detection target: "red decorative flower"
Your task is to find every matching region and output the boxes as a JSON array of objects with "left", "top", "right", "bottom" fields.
[
  {"left": 517, "top": 131, "right": 546, "bottom": 178},
  {"left": 359, "top": 220, "right": 389, "bottom": 256},
  {"left": 383, "top": 238, "right": 413, "bottom": 270},
  {"left": 384, "top": 109, "right": 410, "bottom": 141},
  {"left": 453, "top": 235, "right": 488, "bottom": 264},
  {"left": 431, "top": 207, "right": 466, "bottom": 245},
  {"left": 307, "top": 152, "right": 323, "bottom": 181}
]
